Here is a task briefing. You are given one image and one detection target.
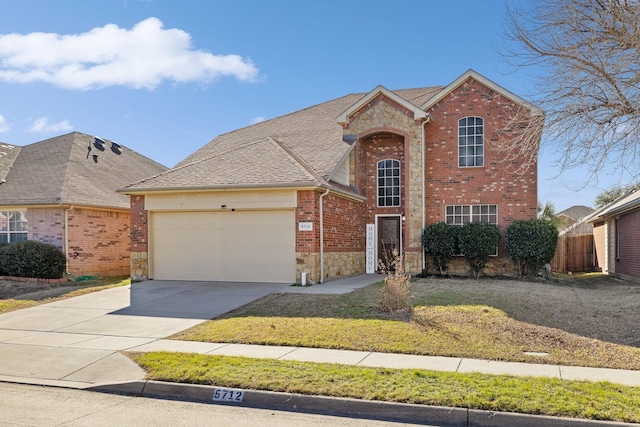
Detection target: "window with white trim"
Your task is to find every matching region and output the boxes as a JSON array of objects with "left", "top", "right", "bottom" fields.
[
  {"left": 446, "top": 204, "right": 498, "bottom": 255},
  {"left": 458, "top": 116, "right": 484, "bottom": 167},
  {"left": 0, "top": 211, "right": 28, "bottom": 243},
  {"left": 377, "top": 159, "right": 400, "bottom": 207},
  {"left": 446, "top": 204, "right": 497, "bottom": 225}
]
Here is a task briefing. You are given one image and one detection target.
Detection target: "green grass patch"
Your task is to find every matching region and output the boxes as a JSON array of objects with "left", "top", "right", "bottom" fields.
[{"left": 129, "top": 351, "right": 640, "bottom": 423}]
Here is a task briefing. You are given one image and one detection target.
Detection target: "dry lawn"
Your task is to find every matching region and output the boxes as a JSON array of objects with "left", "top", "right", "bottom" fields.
[{"left": 173, "top": 273, "right": 640, "bottom": 370}]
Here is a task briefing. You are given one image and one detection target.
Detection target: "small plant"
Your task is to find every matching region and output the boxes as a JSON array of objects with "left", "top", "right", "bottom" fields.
[
  {"left": 378, "top": 249, "right": 411, "bottom": 313},
  {"left": 422, "top": 222, "right": 458, "bottom": 276},
  {"left": 458, "top": 222, "right": 500, "bottom": 278}
]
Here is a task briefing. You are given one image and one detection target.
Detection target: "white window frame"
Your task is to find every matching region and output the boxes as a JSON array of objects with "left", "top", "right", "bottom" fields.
[
  {"left": 0, "top": 210, "right": 28, "bottom": 243},
  {"left": 377, "top": 159, "right": 401, "bottom": 207},
  {"left": 458, "top": 116, "right": 484, "bottom": 167},
  {"left": 445, "top": 204, "right": 498, "bottom": 256}
]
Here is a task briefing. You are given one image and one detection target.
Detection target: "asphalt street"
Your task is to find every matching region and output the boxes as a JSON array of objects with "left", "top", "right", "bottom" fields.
[{"left": 0, "top": 382, "right": 431, "bottom": 427}]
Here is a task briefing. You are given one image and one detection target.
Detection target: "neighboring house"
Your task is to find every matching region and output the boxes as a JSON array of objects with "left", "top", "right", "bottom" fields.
[
  {"left": 586, "top": 189, "right": 640, "bottom": 281},
  {"left": 557, "top": 205, "right": 594, "bottom": 236},
  {"left": 0, "top": 132, "right": 167, "bottom": 277},
  {"left": 122, "top": 69, "right": 541, "bottom": 284}
]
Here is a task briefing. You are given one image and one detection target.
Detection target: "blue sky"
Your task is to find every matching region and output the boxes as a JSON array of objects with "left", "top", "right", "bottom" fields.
[{"left": 0, "top": 0, "right": 630, "bottom": 212}]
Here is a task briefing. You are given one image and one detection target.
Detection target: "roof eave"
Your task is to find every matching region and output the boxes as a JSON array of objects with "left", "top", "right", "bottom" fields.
[{"left": 119, "top": 181, "right": 324, "bottom": 195}]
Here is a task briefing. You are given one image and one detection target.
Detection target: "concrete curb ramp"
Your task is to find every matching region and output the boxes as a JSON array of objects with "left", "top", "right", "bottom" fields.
[{"left": 90, "top": 380, "right": 638, "bottom": 427}]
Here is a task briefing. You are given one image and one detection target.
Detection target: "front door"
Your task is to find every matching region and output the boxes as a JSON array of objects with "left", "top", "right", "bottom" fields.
[{"left": 377, "top": 216, "right": 401, "bottom": 271}]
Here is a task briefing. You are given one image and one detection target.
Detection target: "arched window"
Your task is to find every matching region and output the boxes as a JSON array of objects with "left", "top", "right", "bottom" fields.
[
  {"left": 377, "top": 159, "right": 400, "bottom": 207},
  {"left": 458, "top": 116, "right": 484, "bottom": 167}
]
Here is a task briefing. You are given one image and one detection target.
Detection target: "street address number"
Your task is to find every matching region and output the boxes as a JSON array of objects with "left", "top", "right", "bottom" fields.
[{"left": 212, "top": 388, "right": 244, "bottom": 402}]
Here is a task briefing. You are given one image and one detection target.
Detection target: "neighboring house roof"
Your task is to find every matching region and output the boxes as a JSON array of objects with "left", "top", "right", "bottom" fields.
[
  {"left": 0, "top": 142, "right": 21, "bottom": 183},
  {"left": 122, "top": 69, "right": 537, "bottom": 195},
  {"left": 557, "top": 205, "right": 594, "bottom": 222},
  {"left": 0, "top": 132, "right": 167, "bottom": 210},
  {"left": 557, "top": 205, "right": 595, "bottom": 236},
  {"left": 586, "top": 189, "right": 640, "bottom": 223}
]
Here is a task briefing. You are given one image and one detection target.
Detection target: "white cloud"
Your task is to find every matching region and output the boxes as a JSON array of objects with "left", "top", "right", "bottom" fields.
[
  {"left": 27, "top": 117, "right": 73, "bottom": 134},
  {"left": 0, "top": 114, "right": 9, "bottom": 133},
  {"left": 250, "top": 116, "right": 266, "bottom": 125},
  {"left": 0, "top": 17, "right": 259, "bottom": 90}
]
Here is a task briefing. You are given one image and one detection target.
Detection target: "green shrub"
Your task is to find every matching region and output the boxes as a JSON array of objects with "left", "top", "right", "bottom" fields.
[
  {"left": 1, "top": 241, "right": 66, "bottom": 279},
  {"left": 506, "top": 219, "right": 559, "bottom": 278},
  {"left": 458, "top": 222, "right": 500, "bottom": 278},
  {"left": 422, "top": 222, "right": 458, "bottom": 276},
  {"left": 0, "top": 242, "right": 10, "bottom": 276}
]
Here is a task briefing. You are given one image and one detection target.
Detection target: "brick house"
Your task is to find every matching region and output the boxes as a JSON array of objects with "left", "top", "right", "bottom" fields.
[
  {"left": 122, "top": 70, "right": 541, "bottom": 283},
  {"left": 587, "top": 189, "right": 640, "bottom": 281},
  {"left": 0, "top": 132, "right": 167, "bottom": 277}
]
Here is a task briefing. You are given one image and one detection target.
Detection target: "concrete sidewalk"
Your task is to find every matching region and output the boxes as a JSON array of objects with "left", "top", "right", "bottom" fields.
[{"left": 124, "top": 340, "right": 640, "bottom": 387}]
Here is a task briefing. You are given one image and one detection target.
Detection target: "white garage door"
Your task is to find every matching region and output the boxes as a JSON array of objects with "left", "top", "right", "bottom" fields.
[{"left": 151, "top": 210, "right": 296, "bottom": 283}]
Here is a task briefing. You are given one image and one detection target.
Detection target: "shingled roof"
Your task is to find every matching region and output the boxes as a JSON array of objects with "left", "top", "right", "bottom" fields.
[
  {"left": 0, "top": 132, "right": 167, "bottom": 209},
  {"left": 123, "top": 86, "right": 443, "bottom": 193}
]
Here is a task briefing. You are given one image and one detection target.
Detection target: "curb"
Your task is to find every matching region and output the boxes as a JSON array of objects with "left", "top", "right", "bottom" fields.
[{"left": 89, "top": 380, "right": 638, "bottom": 427}]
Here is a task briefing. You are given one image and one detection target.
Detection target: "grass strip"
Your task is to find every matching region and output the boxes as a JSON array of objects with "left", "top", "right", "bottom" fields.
[{"left": 128, "top": 352, "right": 640, "bottom": 424}]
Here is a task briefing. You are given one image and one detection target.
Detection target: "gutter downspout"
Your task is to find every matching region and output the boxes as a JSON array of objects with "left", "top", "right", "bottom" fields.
[
  {"left": 318, "top": 188, "right": 330, "bottom": 283},
  {"left": 421, "top": 119, "right": 429, "bottom": 274},
  {"left": 64, "top": 205, "right": 74, "bottom": 275}
]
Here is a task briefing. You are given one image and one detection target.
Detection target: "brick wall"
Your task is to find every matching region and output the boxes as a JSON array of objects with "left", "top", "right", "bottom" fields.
[
  {"left": 295, "top": 189, "right": 365, "bottom": 282},
  {"left": 424, "top": 78, "right": 538, "bottom": 256},
  {"left": 130, "top": 195, "right": 148, "bottom": 252},
  {"left": 295, "top": 190, "right": 319, "bottom": 253},
  {"left": 616, "top": 209, "right": 640, "bottom": 279},
  {"left": 67, "top": 208, "right": 130, "bottom": 276},
  {"left": 27, "top": 207, "right": 64, "bottom": 250}
]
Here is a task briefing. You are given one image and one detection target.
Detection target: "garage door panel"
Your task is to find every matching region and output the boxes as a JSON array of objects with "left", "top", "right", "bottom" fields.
[{"left": 151, "top": 211, "right": 295, "bottom": 283}]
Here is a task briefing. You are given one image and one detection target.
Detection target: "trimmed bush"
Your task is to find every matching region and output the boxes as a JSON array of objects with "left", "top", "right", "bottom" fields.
[
  {"left": 458, "top": 222, "right": 500, "bottom": 278},
  {"left": 422, "top": 222, "right": 458, "bottom": 276},
  {"left": 0, "top": 242, "right": 10, "bottom": 276},
  {"left": 506, "top": 219, "right": 559, "bottom": 278},
  {"left": 0, "top": 241, "right": 66, "bottom": 279}
]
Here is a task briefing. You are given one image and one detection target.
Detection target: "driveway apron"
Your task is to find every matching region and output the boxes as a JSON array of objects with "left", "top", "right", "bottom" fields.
[{"left": 0, "top": 280, "right": 288, "bottom": 387}]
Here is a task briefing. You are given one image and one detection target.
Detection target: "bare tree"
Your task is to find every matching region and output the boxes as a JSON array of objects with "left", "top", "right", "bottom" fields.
[{"left": 501, "top": 0, "right": 640, "bottom": 182}]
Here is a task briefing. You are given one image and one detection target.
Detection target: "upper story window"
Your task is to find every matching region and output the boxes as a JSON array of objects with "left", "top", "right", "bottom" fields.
[
  {"left": 458, "top": 116, "right": 484, "bottom": 167},
  {"left": 0, "top": 211, "right": 28, "bottom": 243},
  {"left": 377, "top": 159, "right": 400, "bottom": 207}
]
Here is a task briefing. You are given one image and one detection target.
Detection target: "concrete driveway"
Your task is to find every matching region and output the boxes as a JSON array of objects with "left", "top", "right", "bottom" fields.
[{"left": 0, "top": 280, "right": 290, "bottom": 388}]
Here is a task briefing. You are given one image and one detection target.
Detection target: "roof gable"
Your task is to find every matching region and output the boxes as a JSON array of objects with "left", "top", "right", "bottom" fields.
[
  {"left": 336, "top": 85, "right": 429, "bottom": 124},
  {"left": 420, "top": 69, "right": 543, "bottom": 115}
]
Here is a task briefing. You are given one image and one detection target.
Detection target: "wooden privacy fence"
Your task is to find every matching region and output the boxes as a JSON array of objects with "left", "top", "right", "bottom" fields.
[{"left": 550, "top": 234, "right": 594, "bottom": 273}]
